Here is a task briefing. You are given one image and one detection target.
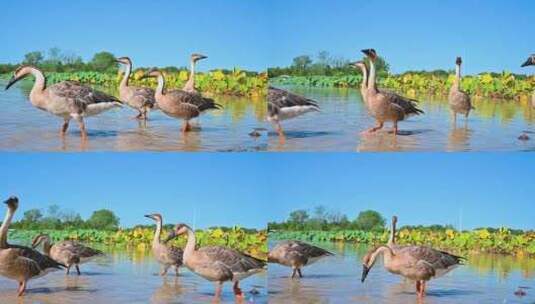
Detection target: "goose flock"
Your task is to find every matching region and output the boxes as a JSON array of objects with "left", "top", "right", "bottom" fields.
[
  {"left": 3, "top": 54, "right": 221, "bottom": 138},
  {"left": 0, "top": 197, "right": 266, "bottom": 301},
  {"left": 268, "top": 50, "right": 535, "bottom": 142},
  {"left": 269, "top": 215, "right": 465, "bottom": 299}
]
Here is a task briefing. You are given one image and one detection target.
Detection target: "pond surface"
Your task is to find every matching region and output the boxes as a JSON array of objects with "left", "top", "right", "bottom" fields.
[
  {"left": 268, "top": 241, "right": 535, "bottom": 304},
  {"left": 266, "top": 86, "right": 535, "bottom": 152},
  {"left": 0, "top": 243, "right": 267, "bottom": 304},
  {"left": 0, "top": 80, "right": 268, "bottom": 152}
]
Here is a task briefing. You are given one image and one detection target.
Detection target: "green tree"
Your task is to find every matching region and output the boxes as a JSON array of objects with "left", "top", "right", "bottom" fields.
[
  {"left": 354, "top": 210, "right": 385, "bottom": 231},
  {"left": 292, "top": 55, "right": 313, "bottom": 74},
  {"left": 22, "top": 209, "right": 43, "bottom": 223},
  {"left": 23, "top": 51, "right": 44, "bottom": 66},
  {"left": 87, "top": 209, "right": 120, "bottom": 230},
  {"left": 90, "top": 51, "right": 117, "bottom": 73},
  {"left": 288, "top": 209, "right": 309, "bottom": 224}
]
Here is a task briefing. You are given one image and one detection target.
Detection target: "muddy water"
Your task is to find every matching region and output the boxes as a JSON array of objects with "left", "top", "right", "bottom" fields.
[
  {"left": 268, "top": 241, "right": 535, "bottom": 304},
  {"left": 0, "top": 80, "right": 268, "bottom": 152},
  {"left": 0, "top": 244, "right": 267, "bottom": 304},
  {"left": 266, "top": 86, "right": 535, "bottom": 152}
]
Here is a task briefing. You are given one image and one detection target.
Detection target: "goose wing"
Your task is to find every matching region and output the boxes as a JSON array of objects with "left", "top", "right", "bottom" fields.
[
  {"left": 132, "top": 86, "right": 156, "bottom": 108},
  {"left": 268, "top": 87, "right": 319, "bottom": 110},
  {"left": 402, "top": 246, "right": 464, "bottom": 277},
  {"left": 167, "top": 245, "right": 183, "bottom": 264},
  {"left": 166, "top": 90, "right": 221, "bottom": 112},
  {"left": 48, "top": 81, "right": 121, "bottom": 112},
  {"left": 8, "top": 244, "right": 65, "bottom": 275},
  {"left": 58, "top": 241, "right": 103, "bottom": 260},
  {"left": 198, "top": 246, "right": 266, "bottom": 274},
  {"left": 288, "top": 240, "right": 333, "bottom": 258},
  {"left": 380, "top": 89, "right": 424, "bottom": 116}
]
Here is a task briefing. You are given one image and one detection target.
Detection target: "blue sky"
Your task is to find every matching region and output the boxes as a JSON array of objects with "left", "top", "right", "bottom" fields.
[
  {"left": 2, "top": 1, "right": 533, "bottom": 74},
  {"left": 0, "top": 0, "right": 270, "bottom": 71},
  {"left": 0, "top": 153, "right": 272, "bottom": 229},
  {"left": 267, "top": 0, "right": 535, "bottom": 74},
  {"left": 1, "top": 153, "right": 533, "bottom": 230}
]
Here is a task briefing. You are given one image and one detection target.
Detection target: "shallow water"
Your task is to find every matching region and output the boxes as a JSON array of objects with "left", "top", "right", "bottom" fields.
[
  {"left": 0, "top": 244, "right": 267, "bottom": 304},
  {"left": 267, "top": 86, "right": 535, "bottom": 152},
  {"left": 268, "top": 241, "right": 535, "bottom": 304},
  {"left": 0, "top": 80, "right": 268, "bottom": 152}
]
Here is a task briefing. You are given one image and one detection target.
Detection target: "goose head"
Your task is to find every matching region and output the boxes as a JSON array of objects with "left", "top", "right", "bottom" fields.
[
  {"left": 521, "top": 54, "right": 535, "bottom": 67},
  {"left": 5, "top": 66, "right": 36, "bottom": 90},
  {"left": 144, "top": 213, "right": 163, "bottom": 223},
  {"left": 456, "top": 57, "right": 463, "bottom": 66},
  {"left": 191, "top": 53, "right": 208, "bottom": 62},
  {"left": 140, "top": 68, "right": 162, "bottom": 80},
  {"left": 361, "top": 249, "right": 375, "bottom": 282},
  {"left": 348, "top": 61, "right": 368, "bottom": 72},
  {"left": 3, "top": 196, "right": 19, "bottom": 211},
  {"left": 361, "top": 49, "right": 377, "bottom": 61},
  {"left": 115, "top": 56, "right": 132, "bottom": 66},
  {"left": 173, "top": 223, "right": 191, "bottom": 236},
  {"left": 31, "top": 233, "right": 51, "bottom": 249}
]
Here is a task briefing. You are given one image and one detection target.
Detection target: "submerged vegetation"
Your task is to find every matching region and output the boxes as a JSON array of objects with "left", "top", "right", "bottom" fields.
[
  {"left": 269, "top": 207, "right": 535, "bottom": 257},
  {"left": 269, "top": 51, "right": 534, "bottom": 100},
  {"left": 0, "top": 48, "right": 267, "bottom": 96}
]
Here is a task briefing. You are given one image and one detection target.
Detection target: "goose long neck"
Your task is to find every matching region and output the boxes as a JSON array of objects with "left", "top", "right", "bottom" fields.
[
  {"left": 153, "top": 220, "right": 162, "bottom": 245},
  {"left": 183, "top": 227, "right": 196, "bottom": 260},
  {"left": 373, "top": 246, "right": 394, "bottom": 266},
  {"left": 28, "top": 67, "right": 46, "bottom": 99},
  {"left": 184, "top": 60, "right": 196, "bottom": 91},
  {"left": 155, "top": 73, "right": 166, "bottom": 98},
  {"left": 368, "top": 59, "right": 378, "bottom": 93},
  {"left": 454, "top": 64, "right": 461, "bottom": 88},
  {"left": 43, "top": 239, "right": 52, "bottom": 255},
  {"left": 360, "top": 65, "right": 368, "bottom": 91},
  {"left": 0, "top": 207, "right": 15, "bottom": 248},
  {"left": 120, "top": 62, "right": 132, "bottom": 88},
  {"left": 388, "top": 220, "right": 396, "bottom": 245}
]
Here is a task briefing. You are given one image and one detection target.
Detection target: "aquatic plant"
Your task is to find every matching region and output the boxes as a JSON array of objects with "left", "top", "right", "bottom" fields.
[
  {"left": 270, "top": 73, "right": 535, "bottom": 100},
  {"left": 1, "top": 69, "right": 267, "bottom": 97},
  {"left": 269, "top": 228, "right": 535, "bottom": 257},
  {"left": 9, "top": 227, "right": 267, "bottom": 260}
]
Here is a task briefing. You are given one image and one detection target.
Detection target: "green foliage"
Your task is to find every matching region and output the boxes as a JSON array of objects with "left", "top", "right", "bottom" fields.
[
  {"left": 354, "top": 210, "right": 385, "bottom": 232},
  {"left": 23, "top": 51, "right": 44, "bottom": 66},
  {"left": 270, "top": 227, "right": 535, "bottom": 257},
  {"left": 87, "top": 209, "right": 120, "bottom": 230},
  {"left": 269, "top": 51, "right": 389, "bottom": 77},
  {"left": 89, "top": 51, "right": 117, "bottom": 73},
  {"left": 270, "top": 72, "right": 535, "bottom": 100},
  {"left": 8, "top": 227, "right": 267, "bottom": 260}
]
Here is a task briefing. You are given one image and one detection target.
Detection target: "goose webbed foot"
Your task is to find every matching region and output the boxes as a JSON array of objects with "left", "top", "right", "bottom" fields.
[{"left": 181, "top": 121, "right": 192, "bottom": 133}]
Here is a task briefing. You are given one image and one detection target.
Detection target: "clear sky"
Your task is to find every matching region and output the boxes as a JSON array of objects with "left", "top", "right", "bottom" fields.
[
  {"left": 0, "top": 153, "right": 272, "bottom": 229},
  {"left": 265, "top": 153, "right": 534, "bottom": 230},
  {"left": 267, "top": 0, "right": 535, "bottom": 74},
  {"left": 0, "top": 0, "right": 270, "bottom": 71},
  {"left": 1, "top": 153, "right": 533, "bottom": 230}
]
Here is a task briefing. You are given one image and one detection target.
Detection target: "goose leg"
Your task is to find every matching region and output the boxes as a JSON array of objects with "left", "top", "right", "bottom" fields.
[
  {"left": 421, "top": 281, "right": 427, "bottom": 296},
  {"left": 73, "top": 115, "right": 87, "bottom": 139},
  {"left": 291, "top": 268, "right": 297, "bottom": 278},
  {"left": 160, "top": 265, "right": 170, "bottom": 276},
  {"left": 214, "top": 281, "right": 223, "bottom": 299},
  {"left": 181, "top": 120, "right": 192, "bottom": 133},
  {"left": 275, "top": 122, "right": 286, "bottom": 144},
  {"left": 61, "top": 119, "right": 70, "bottom": 135},
  {"left": 390, "top": 121, "right": 398, "bottom": 135},
  {"left": 17, "top": 281, "right": 26, "bottom": 297},
  {"left": 415, "top": 281, "right": 421, "bottom": 297},
  {"left": 233, "top": 281, "right": 243, "bottom": 298},
  {"left": 174, "top": 265, "right": 179, "bottom": 276},
  {"left": 297, "top": 268, "right": 303, "bottom": 278},
  {"left": 76, "top": 265, "right": 81, "bottom": 275},
  {"left": 67, "top": 265, "right": 71, "bottom": 275},
  {"left": 364, "top": 121, "right": 384, "bottom": 134}
]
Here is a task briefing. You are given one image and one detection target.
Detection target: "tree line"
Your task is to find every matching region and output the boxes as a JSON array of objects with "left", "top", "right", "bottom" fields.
[
  {"left": 267, "top": 50, "right": 391, "bottom": 78},
  {"left": 0, "top": 48, "right": 261, "bottom": 75},
  {"left": 7, "top": 204, "right": 120, "bottom": 231}
]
